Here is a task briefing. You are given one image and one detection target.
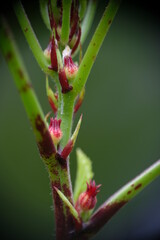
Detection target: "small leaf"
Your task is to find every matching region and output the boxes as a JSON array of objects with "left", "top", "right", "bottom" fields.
[
  {"left": 54, "top": 187, "right": 81, "bottom": 223},
  {"left": 74, "top": 148, "right": 94, "bottom": 202}
]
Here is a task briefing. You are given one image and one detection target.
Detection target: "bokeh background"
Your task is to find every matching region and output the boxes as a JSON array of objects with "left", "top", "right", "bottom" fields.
[{"left": 0, "top": 1, "right": 160, "bottom": 239}]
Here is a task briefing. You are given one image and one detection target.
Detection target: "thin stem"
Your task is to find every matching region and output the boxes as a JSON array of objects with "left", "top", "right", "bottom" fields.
[
  {"left": 58, "top": 93, "right": 75, "bottom": 148},
  {"left": 61, "top": 0, "right": 72, "bottom": 45},
  {"left": 72, "top": 0, "right": 121, "bottom": 96},
  {"left": 0, "top": 16, "right": 74, "bottom": 240},
  {"left": 57, "top": 91, "right": 76, "bottom": 200},
  {"left": 79, "top": 0, "right": 87, "bottom": 21},
  {"left": 39, "top": 0, "right": 50, "bottom": 31},
  {"left": 13, "top": 0, "right": 57, "bottom": 78},
  {"left": 0, "top": 15, "right": 46, "bottom": 150},
  {"left": 72, "top": 0, "right": 97, "bottom": 58},
  {"left": 81, "top": 160, "right": 160, "bottom": 238}
]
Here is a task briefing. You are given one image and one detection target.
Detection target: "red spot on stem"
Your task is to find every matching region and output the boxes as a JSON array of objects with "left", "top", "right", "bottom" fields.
[
  {"left": 18, "top": 69, "right": 24, "bottom": 79},
  {"left": 108, "top": 19, "right": 112, "bottom": 25},
  {"left": 20, "top": 83, "right": 32, "bottom": 93},
  {"left": 127, "top": 190, "right": 132, "bottom": 195},
  {"left": 134, "top": 183, "right": 142, "bottom": 190},
  {"left": 5, "top": 52, "right": 13, "bottom": 61}
]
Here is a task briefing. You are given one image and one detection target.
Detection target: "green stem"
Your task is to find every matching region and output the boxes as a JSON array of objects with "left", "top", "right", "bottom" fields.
[
  {"left": 0, "top": 15, "right": 44, "bottom": 145},
  {"left": 57, "top": 91, "right": 76, "bottom": 200},
  {"left": 61, "top": 0, "right": 72, "bottom": 45},
  {"left": 13, "top": 0, "right": 56, "bottom": 78},
  {"left": 81, "top": 160, "right": 160, "bottom": 238},
  {"left": 0, "top": 16, "right": 73, "bottom": 240},
  {"left": 39, "top": 0, "right": 50, "bottom": 31},
  {"left": 72, "top": 0, "right": 121, "bottom": 96},
  {"left": 72, "top": 0, "right": 97, "bottom": 58},
  {"left": 79, "top": 0, "right": 87, "bottom": 21},
  {"left": 58, "top": 92, "right": 75, "bottom": 148}
]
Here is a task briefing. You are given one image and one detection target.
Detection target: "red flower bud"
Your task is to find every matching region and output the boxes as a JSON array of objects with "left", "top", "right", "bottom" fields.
[
  {"left": 76, "top": 180, "right": 101, "bottom": 212},
  {"left": 49, "top": 117, "right": 63, "bottom": 145}
]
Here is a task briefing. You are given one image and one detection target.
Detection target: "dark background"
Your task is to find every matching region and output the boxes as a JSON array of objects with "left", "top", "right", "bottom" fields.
[{"left": 0, "top": 1, "right": 160, "bottom": 239}]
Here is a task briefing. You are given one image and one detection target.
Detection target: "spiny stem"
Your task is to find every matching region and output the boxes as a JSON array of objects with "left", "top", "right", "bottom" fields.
[
  {"left": 73, "top": 0, "right": 121, "bottom": 96},
  {"left": 81, "top": 160, "right": 160, "bottom": 238}
]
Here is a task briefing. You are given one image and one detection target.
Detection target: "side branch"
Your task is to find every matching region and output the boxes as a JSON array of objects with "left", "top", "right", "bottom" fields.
[
  {"left": 73, "top": 0, "right": 121, "bottom": 96},
  {"left": 13, "top": 0, "right": 56, "bottom": 78},
  {"left": 81, "top": 160, "right": 160, "bottom": 238},
  {"left": 0, "top": 15, "right": 56, "bottom": 158},
  {"left": 0, "top": 16, "right": 76, "bottom": 239}
]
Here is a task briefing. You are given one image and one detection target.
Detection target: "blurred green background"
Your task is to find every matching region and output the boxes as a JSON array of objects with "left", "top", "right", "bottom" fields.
[{"left": 0, "top": 1, "right": 160, "bottom": 239}]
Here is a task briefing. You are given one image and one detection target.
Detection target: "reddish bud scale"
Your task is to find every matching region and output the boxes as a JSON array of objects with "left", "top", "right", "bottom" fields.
[
  {"left": 54, "top": 92, "right": 58, "bottom": 100},
  {"left": 48, "top": 0, "right": 60, "bottom": 41},
  {"left": 61, "top": 139, "right": 73, "bottom": 159},
  {"left": 58, "top": 69, "right": 73, "bottom": 93},
  {"left": 69, "top": 9, "right": 79, "bottom": 42},
  {"left": 50, "top": 37, "right": 58, "bottom": 72},
  {"left": 74, "top": 93, "right": 84, "bottom": 114},
  {"left": 71, "top": 27, "right": 81, "bottom": 55},
  {"left": 48, "top": 97, "right": 57, "bottom": 113}
]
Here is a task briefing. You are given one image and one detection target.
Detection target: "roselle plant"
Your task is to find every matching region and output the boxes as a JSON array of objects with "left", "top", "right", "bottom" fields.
[{"left": 0, "top": 0, "right": 160, "bottom": 239}]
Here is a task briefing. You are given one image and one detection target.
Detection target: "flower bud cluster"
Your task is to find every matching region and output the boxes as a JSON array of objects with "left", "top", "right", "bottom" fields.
[{"left": 43, "top": 1, "right": 83, "bottom": 94}]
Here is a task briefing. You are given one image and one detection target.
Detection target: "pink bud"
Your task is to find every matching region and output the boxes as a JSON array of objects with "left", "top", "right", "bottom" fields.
[
  {"left": 64, "top": 56, "right": 78, "bottom": 81},
  {"left": 63, "top": 46, "right": 78, "bottom": 81},
  {"left": 76, "top": 180, "right": 101, "bottom": 212},
  {"left": 49, "top": 117, "right": 63, "bottom": 145}
]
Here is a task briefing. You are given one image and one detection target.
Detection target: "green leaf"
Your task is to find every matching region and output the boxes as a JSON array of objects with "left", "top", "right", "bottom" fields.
[
  {"left": 54, "top": 187, "right": 81, "bottom": 223},
  {"left": 74, "top": 148, "right": 94, "bottom": 202}
]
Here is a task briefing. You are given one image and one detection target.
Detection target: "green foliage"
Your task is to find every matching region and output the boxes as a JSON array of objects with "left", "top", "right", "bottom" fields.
[{"left": 74, "top": 148, "right": 94, "bottom": 202}]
